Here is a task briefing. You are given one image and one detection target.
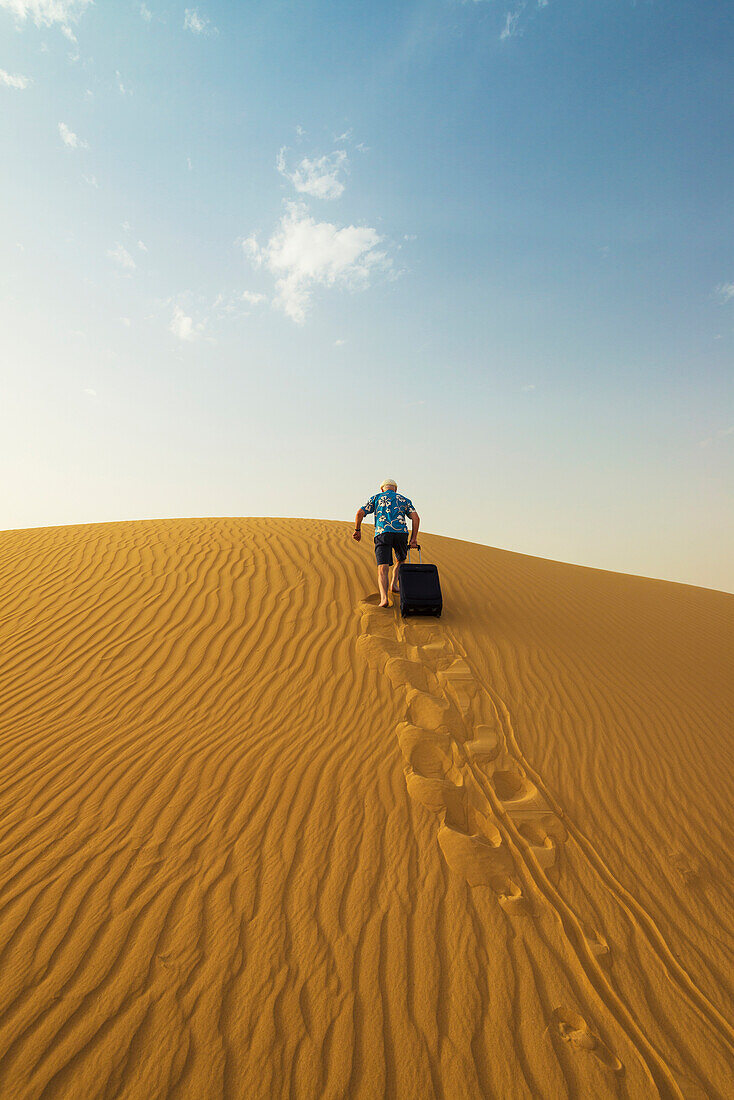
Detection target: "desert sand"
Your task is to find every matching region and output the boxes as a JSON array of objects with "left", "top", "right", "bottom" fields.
[{"left": 0, "top": 517, "right": 732, "bottom": 1099}]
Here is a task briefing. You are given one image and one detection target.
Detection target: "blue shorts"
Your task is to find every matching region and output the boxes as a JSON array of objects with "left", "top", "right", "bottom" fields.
[{"left": 374, "top": 531, "right": 408, "bottom": 566}]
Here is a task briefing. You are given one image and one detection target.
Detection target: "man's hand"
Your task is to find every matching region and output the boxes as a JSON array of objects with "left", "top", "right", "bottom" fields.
[
  {"left": 353, "top": 528, "right": 361, "bottom": 542},
  {"left": 409, "top": 538, "right": 419, "bottom": 549}
]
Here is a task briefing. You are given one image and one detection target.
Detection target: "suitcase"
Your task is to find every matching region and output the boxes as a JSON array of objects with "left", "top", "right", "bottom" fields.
[{"left": 399, "top": 545, "right": 442, "bottom": 617}]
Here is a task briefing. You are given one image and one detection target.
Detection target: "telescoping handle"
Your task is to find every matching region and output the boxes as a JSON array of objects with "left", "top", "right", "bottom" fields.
[{"left": 406, "top": 543, "right": 422, "bottom": 563}]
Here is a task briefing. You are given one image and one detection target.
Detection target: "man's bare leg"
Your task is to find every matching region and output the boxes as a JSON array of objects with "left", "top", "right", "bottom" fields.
[
  {"left": 391, "top": 559, "right": 401, "bottom": 593},
  {"left": 378, "top": 564, "right": 390, "bottom": 607}
]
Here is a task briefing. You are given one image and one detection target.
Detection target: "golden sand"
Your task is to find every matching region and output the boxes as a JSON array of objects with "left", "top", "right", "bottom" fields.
[{"left": 0, "top": 518, "right": 732, "bottom": 1098}]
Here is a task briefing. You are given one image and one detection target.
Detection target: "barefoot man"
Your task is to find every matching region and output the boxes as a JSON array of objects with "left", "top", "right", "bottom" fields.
[{"left": 353, "top": 479, "right": 420, "bottom": 608}]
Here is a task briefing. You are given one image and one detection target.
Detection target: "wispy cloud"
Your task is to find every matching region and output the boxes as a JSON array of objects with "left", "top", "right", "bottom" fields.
[
  {"left": 170, "top": 304, "right": 205, "bottom": 341},
  {"left": 243, "top": 201, "right": 391, "bottom": 324},
  {"left": 0, "top": 67, "right": 30, "bottom": 89},
  {"left": 140, "top": 2, "right": 152, "bottom": 21},
  {"left": 277, "top": 148, "right": 349, "bottom": 201},
  {"left": 210, "top": 290, "right": 267, "bottom": 320},
  {"left": 82, "top": 172, "right": 98, "bottom": 187},
  {"left": 107, "top": 243, "right": 136, "bottom": 271},
  {"left": 58, "top": 121, "right": 87, "bottom": 148},
  {"left": 486, "top": 1, "right": 549, "bottom": 41},
  {"left": 137, "top": 239, "right": 148, "bottom": 252},
  {"left": 699, "top": 425, "right": 734, "bottom": 448},
  {"left": 240, "top": 290, "right": 266, "bottom": 306},
  {"left": 500, "top": 7, "right": 524, "bottom": 40},
  {"left": 116, "top": 70, "right": 131, "bottom": 96},
  {"left": 183, "top": 7, "right": 217, "bottom": 35},
  {"left": 714, "top": 282, "right": 734, "bottom": 303},
  {"left": 1, "top": 0, "right": 92, "bottom": 30}
]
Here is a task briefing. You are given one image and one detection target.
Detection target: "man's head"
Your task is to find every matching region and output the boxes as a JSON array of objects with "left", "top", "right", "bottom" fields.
[{"left": 380, "top": 478, "right": 397, "bottom": 492}]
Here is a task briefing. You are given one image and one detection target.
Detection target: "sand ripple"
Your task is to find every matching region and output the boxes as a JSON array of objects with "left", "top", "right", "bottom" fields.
[{"left": 0, "top": 519, "right": 731, "bottom": 1098}]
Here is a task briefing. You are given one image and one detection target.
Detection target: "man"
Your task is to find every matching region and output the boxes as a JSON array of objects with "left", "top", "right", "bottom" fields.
[{"left": 353, "top": 479, "right": 420, "bottom": 608}]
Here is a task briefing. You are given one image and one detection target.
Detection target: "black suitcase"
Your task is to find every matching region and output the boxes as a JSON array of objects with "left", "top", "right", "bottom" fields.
[{"left": 399, "top": 545, "right": 442, "bottom": 617}]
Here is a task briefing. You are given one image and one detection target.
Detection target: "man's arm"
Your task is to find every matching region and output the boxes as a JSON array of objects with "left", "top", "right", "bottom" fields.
[
  {"left": 353, "top": 508, "right": 366, "bottom": 541},
  {"left": 409, "top": 511, "right": 420, "bottom": 548}
]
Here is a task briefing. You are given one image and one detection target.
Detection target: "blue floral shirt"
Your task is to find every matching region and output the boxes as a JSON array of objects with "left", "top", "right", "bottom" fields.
[{"left": 361, "top": 489, "right": 416, "bottom": 535}]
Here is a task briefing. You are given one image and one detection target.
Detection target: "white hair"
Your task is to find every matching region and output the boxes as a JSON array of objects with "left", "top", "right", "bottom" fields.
[{"left": 380, "top": 479, "right": 397, "bottom": 491}]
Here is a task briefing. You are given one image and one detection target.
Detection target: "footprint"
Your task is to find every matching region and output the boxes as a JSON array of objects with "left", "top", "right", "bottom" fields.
[
  {"left": 402, "top": 734, "right": 454, "bottom": 781},
  {"left": 668, "top": 849, "right": 705, "bottom": 890},
  {"left": 359, "top": 606, "right": 398, "bottom": 640},
  {"left": 437, "top": 817, "right": 515, "bottom": 887},
  {"left": 514, "top": 813, "right": 567, "bottom": 870},
  {"left": 490, "top": 768, "right": 542, "bottom": 806},
  {"left": 551, "top": 1008, "right": 623, "bottom": 1072},
  {"left": 406, "top": 769, "right": 467, "bottom": 819},
  {"left": 406, "top": 689, "right": 454, "bottom": 732},
  {"left": 384, "top": 656, "right": 431, "bottom": 693},
  {"left": 396, "top": 722, "right": 452, "bottom": 768},
  {"left": 437, "top": 658, "right": 478, "bottom": 713},
  {"left": 582, "top": 925, "right": 612, "bottom": 968},
  {"left": 489, "top": 875, "right": 529, "bottom": 913},
  {"left": 355, "top": 632, "right": 403, "bottom": 672},
  {"left": 466, "top": 723, "right": 501, "bottom": 763}
]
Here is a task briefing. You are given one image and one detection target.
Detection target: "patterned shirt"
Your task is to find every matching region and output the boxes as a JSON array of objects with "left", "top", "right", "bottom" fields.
[{"left": 361, "top": 489, "right": 416, "bottom": 535}]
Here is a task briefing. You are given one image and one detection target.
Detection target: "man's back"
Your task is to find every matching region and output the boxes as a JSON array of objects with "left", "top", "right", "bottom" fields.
[{"left": 362, "top": 489, "right": 415, "bottom": 534}]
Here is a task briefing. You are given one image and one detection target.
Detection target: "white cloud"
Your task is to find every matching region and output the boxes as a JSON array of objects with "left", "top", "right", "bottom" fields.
[
  {"left": 522, "top": 383, "right": 536, "bottom": 392},
  {"left": 137, "top": 239, "right": 147, "bottom": 252},
  {"left": 240, "top": 235, "right": 262, "bottom": 268},
  {"left": 186, "top": 156, "right": 192, "bottom": 171},
  {"left": 0, "top": 68, "right": 30, "bottom": 89},
  {"left": 121, "top": 316, "right": 131, "bottom": 327},
  {"left": 210, "top": 289, "right": 267, "bottom": 320},
  {"left": 0, "top": 0, "right": 91, "bottom": 30},
  {"left": 170, "top": 304, "right": 205, "bottom": 341},
  {"left": 715, "top": 282, "right": 734, "bottom": 303},
  {"left": 500, "top": 8, "right": 524, "bottom": 40},
  {"left": 116, "top": 70, "right": 131, "bottom": 95},
  {"left": 107, "top": 243, "right": 136, "bottom": 271},
  {"left": 699, "top": 424, "right": 734, "bottom": 448},
  {"left": 244, "top": 202, "right": 391, "bottom": 323},
  {"left": 334, "top": 338, "right": 346, "bottom": 347},
  {"left": 184, "top": 7, "right": 216, "bottom": 35},
  {"left": 140, "top": 2, "right": 152, "bottom": 21},
  {"left": 58, "top": 121, "right": 87, "bottom": 148},
  {"left": 83, "top": 386, "right": 97, "bottom": 396},
  {"left": 277, "top": 147, "right": 348, "bottom": 200},
  {"left": 82, "top": 172, "right": 98, "bottom": 187}
]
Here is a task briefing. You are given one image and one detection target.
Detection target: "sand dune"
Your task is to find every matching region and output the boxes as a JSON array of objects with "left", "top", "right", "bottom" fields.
[{"left": 0, "top": 517, "right": 732, "bottom": 1099}]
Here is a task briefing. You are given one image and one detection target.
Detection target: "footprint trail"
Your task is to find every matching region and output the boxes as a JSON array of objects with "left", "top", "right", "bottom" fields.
[{"left": 357, "top": 595, "right": 734, "bottom": 1099}]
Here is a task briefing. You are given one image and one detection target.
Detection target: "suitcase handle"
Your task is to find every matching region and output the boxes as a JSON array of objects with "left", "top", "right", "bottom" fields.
[{"left": 406, "top": 543, "right": 421, "bottom": 563}]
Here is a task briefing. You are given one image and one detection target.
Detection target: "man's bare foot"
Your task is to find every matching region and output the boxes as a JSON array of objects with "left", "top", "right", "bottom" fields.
[
  {"left": 391, "top": 586, "right": 400, "bottom": 593},
  {"left": 379, "top": 600, "right": 389, "bottom": 608}
]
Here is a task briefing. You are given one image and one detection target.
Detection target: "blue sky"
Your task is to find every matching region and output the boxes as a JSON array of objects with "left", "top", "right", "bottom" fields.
[{"left": 1, "top": 0, "right": 733, "bottom": 591}]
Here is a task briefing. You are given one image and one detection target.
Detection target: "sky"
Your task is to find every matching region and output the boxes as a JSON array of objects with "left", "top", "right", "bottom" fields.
[{"left": 1, "top": 0, "right": 733, "bottom": 593}]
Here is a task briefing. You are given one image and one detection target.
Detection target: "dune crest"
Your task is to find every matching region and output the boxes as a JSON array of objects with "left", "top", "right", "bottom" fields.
[{"left": 0, "top": 518, "right": 732, "bottom": 1098}]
